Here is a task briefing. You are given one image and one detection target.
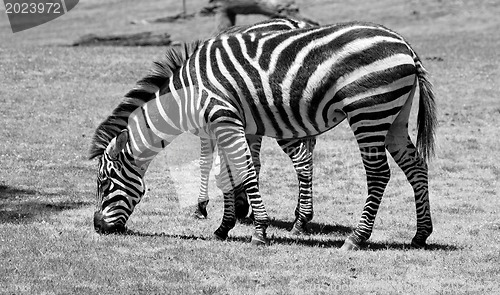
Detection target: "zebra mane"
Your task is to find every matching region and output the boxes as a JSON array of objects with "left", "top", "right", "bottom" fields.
[{"left": 89, "top": 40, "right": 203, "bottom": 160}]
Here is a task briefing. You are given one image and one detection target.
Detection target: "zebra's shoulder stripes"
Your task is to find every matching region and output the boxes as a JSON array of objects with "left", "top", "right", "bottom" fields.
[{"left": 89, "top": 41, "right": 203, "bottom": 159}]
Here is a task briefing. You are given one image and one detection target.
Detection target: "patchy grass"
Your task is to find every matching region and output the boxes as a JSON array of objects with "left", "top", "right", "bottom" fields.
[{"left": 1, "top": 0, "right": 500, "bottom": 294}]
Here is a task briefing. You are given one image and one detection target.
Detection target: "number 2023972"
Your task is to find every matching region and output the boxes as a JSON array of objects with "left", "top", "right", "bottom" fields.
[{"left": 5, "top": 2, "right": 62, "bottom": 14}]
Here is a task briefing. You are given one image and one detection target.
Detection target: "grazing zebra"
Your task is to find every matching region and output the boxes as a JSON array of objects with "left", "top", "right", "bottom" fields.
[
  {"left": 195, "top": 18, "right": 318, "bottom": 234},
  {"left": 90, "top": 20, "right": 436, "bottom": 250}
]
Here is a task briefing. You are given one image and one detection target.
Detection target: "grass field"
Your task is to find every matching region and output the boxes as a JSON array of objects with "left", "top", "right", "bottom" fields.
[{"left": 1, "top": 0, "right": 499, "bottom": 294}]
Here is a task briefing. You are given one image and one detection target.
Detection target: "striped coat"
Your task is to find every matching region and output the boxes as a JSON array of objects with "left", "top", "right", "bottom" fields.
[{"left": 91, "top": 20, "right": 436, "bottom": 249}]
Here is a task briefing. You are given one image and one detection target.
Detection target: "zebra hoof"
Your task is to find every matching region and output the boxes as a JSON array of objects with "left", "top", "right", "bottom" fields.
[
  {"left": 410, "top": 237, "right": 427, "bottom": 249},
  {"left": 213, "top": 233, "right": 226, "bottom": 241},
  {"left": 213, "top": 229, "right": 228, "bottom": 241},
  {"left": 290, "top": 223, "right": 307, "bottom": 235},
  {"left": 251, "top": 233, "right": 269, "bottom": 246},
  {"left": 194, "top": 201, "right": 208, "bottom": 219},
  {"left": 193, "top": 209, "right": 207, "bottom": 219},
  {"left": 340, "top": 237, "right": 361, "bottom": 251}
]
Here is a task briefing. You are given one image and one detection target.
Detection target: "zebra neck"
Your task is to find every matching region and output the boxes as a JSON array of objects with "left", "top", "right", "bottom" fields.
[
  {"left": 124, "top": 83, "right": 209, "bottom": 173},
  {"left": 165, "top": 82, "right": 208, "bottom": 133},
  {"left": 124, "top": 91, "right": 184, "bottom": 172},
  {"left": 118, "top": 146, "right": 150, "bottom": 177}
]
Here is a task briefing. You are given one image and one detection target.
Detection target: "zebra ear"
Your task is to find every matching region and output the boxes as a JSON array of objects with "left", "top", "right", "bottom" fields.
[{"left": 107, "top": 130, "right": 129, "bottom": 160}]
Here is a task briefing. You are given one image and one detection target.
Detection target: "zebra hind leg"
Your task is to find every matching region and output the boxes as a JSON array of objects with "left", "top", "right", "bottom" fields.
[
  {"left": 386, "top": 132, "right": 433, "bottom": 249},
  {"left": 384, "top": 82, "right": 432, "bottom": 248},
  {"left": 341, "top": 145, "right": 391, "bottom": 250}
]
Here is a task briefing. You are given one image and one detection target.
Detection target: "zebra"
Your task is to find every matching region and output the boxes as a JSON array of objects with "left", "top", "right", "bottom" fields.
[{"left": 90, "top": 20, "right": 437, "bottom": 250}]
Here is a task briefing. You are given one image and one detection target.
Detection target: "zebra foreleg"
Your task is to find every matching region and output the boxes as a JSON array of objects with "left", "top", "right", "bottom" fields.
[
  {"left": 213, "top": 135, "right": 264, "bottom": 221},
  {"left": 341, "top": 145, "right": 391, "bottom": 250},
  {"left": 233, "top": 135, "right": 263, "bottom": 221},
  {"left": 213, "top": 191, "right": 238, "bottom": 240},
  {"left": 195, "top": 138, "right": 216, "bottom": 219},
  {"left": 213, "top": 127, "right": 270, "bottom": 245},
  {"left": 277, "top": 138, "right": 316, "bottom": 235},
  {"left": 212, "top": 148, "right": 238, "bottom": 240}
]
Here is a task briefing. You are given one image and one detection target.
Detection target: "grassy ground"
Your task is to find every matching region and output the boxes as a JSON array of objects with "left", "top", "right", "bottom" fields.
[{"left": 1, "top": 0, "right": 499, "bottom": 294}]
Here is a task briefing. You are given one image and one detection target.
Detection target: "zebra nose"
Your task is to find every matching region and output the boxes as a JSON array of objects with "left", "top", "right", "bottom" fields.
[{"left": 93, "top": 211, "right": 126, "bottom": 234}]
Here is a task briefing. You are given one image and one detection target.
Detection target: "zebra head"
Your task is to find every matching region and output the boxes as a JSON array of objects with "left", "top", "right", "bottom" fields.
[{"left": 93, "top": 130, "right": 146, "bottom": 234}]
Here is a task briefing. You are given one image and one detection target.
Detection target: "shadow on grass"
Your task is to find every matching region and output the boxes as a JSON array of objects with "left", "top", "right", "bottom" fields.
[
  {"left": 0, "top": 184, "right": 38, "bottom": 199},
  {"left": 362, "top": 241, "right": 460, "bottom": 251},
  {"left": 0, "top": 184, "right": 91, "bottom": 224},
  {"left": 124, "top": 229, "right": 459, "bottom": 251},
  {"left": 269, "top": 218, "right": 353, "bottom": 235}
]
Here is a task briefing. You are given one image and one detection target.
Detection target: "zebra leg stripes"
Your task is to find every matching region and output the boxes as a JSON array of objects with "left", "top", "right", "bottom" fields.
[{"left": 195, "top": 136, "right": 316, "bottom": 234}]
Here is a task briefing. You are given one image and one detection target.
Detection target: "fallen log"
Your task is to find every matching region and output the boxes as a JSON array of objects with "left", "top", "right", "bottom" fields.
[
  {"left": 135, "top": 0, "right": 318, "bottom": 32},
  {"left": 72, "top": 32, "right": 173, "bottom": 47}
]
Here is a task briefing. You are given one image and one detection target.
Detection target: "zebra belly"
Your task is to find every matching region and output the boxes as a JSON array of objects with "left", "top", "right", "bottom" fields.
[{"left": 240, "top": 99, "right": 347, "bottom": 140}]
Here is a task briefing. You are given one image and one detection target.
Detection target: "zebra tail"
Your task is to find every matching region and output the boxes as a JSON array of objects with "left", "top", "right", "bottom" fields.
[{"left": 415, "top": 59, "right": 437, "bottom": 163}]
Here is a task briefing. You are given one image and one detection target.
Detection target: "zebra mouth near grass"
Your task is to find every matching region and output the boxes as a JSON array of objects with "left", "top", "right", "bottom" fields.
[{"left": 93, "top": 211, "right": 127, "bottom": 235}]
